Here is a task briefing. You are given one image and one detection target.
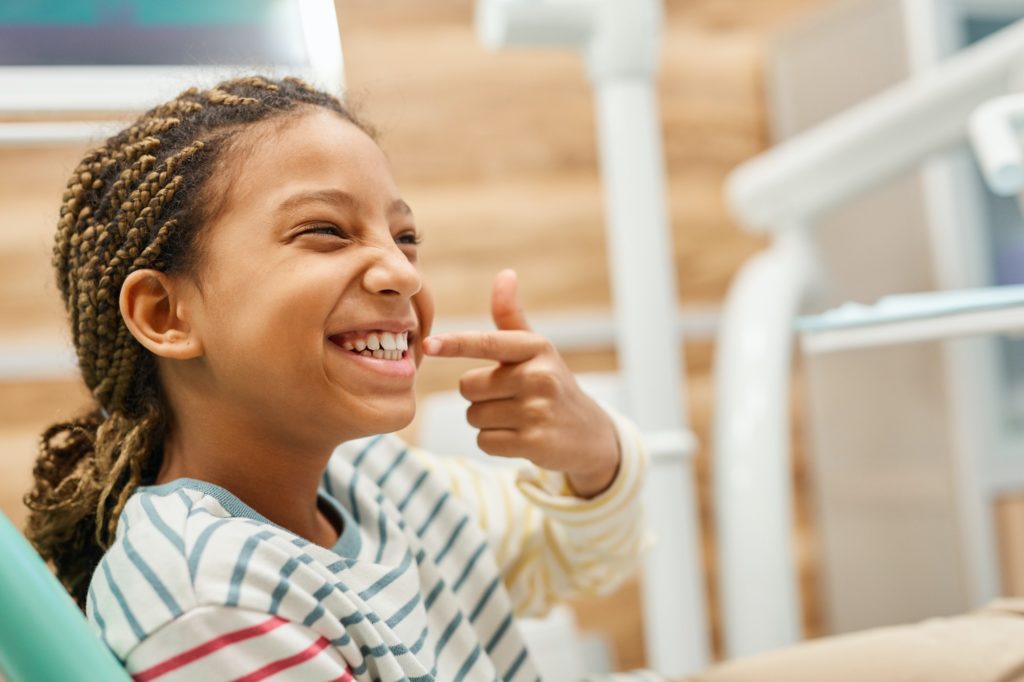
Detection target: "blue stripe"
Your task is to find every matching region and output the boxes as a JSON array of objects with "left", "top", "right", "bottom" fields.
[
  {"left": 321, "top": 467, "right": 335, "bottom": 498},
  {"left": 410, "top": 625, "right": 429, "bottom": 654},
  {"left": 302, "top": 603, "right": 325, "bottom": 628},
  {"left": 301, "top": 583, "right": 334, "bottom": 627},
  {"left": 348, "top": 657, "right": 368, "bottom": 676},
  {"left": 398, "top": 470, "right": 429, "bottom": 511},
  {"left": 87, "top": 583, "right": 107, "bottom": 643},
  {"left": 226, "top": 529, "right": 275, "bottom": 606},
  {"left": 454, "top": 643, "right": 483, "bottom": 682},
  {"left": 122, "top": 532, "right": 182, "bottom": 617},
  {"left": 434, "top": 515, "right": 469, "bottom": 564},
  {"left": 326, "top": 557, "right": 358, "bottom": 573},
  {"left": 424, "top": 578, "right": 445, "bottom": 611},
  {"left": 269, "top": 554, "right": 312, "bottom": 614},
  {"left": 375, "top": 448, "right": 408, "bottom": 487},
  {"left": 188, "top": 518, "right": 231, "bottom": 581},
  {"left": 357, "top": 642, "right": 388, "bottom": 658},
  {"left": 358, "top": 550, "right": 413, "bottom": 601},
  {"left": 347, "top": 470, "right": 362, "bottom": 526},
  {"left": 485, "top": 613, "right": 513, "bottom": 654},
  {"left": 385, "top": 591, "right": 421, "bottom": 629},
  {"left": 352, "top": 436, "right": 382, "bottom": 467},
  {"left": 374, "top": 493, "right": 388, "bottom": 563},
  {"left": 504, "top": 647, "right": 529, "bottom": 680},
  {"left": 101, "top": 560, "right": 144, "bottom": 641},
  {"left": 415, "top": 491, "right": 450, "bottom": 537},
  {"left": 434, "top": 611, "right": 463, "bottom": 658},
  {"left": 139, "top": 495, "right": 185, "bottom": 556},
  {"left": 469, "top": 575, "right": 501, "bottom": 623},
  {"left": 175, "top": 489, "right": 194, "bottom": 513},
  {"left": 340, "top": 610, "right": 367, "bottom": 627},
  {"left": 453, "top": 541, "right": 489, "bottom": 593}
]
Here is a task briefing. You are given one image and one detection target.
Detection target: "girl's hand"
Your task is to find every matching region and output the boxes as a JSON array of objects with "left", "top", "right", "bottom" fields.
[{"left": 422, "top": 269, "right": 620, "bottom": 498}]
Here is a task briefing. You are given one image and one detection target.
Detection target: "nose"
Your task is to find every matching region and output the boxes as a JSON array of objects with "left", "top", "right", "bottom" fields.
[{"left": 362, "top": 241, "right": 421, "bottom": 298}]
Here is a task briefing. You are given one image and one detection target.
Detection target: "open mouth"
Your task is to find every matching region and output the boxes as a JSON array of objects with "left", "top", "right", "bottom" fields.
[{"left": 328, "top": 330, "right": 409, "bottom": 361}]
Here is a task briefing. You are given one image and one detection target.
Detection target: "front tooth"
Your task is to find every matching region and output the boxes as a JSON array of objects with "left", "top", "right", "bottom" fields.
[
  {"left": 372, "top": 349, "right": 384, "bottom": 359},
  {"left": 367, "top": 333, "right": 381, "bottom": 350},
  {"left": 381, "top": 331, "right": 397, "bottom": 350},
  {"left": 355, "top": 338, "right": 367, "bottom": 351},
  {"left": 397, "top": 333, "right": 408, "bottom": 351}
]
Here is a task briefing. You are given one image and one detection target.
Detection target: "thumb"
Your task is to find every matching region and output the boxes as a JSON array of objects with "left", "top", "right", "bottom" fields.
[{"left": 491, "top": 269, "right": 531, "bottom": 331}]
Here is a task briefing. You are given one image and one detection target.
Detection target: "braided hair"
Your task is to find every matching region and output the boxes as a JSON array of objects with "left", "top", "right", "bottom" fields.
[{"left": 24, "top": 76, "right": 368, "bottom": 608}]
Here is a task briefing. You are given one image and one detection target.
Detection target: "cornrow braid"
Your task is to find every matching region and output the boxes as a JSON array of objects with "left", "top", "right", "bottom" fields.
[{"left": 24, "top": 75, "right": 369, "bottom": 608}]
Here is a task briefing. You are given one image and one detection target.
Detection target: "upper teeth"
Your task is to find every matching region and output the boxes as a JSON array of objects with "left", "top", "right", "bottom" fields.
[{"left": 339, "top": 331, "right": 409, "bottom": 357}]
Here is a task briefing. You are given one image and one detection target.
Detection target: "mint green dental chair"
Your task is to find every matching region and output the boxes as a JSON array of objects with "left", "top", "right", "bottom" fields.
[{"left": 0, "top": 512, "right": 130, "bottom": 681}]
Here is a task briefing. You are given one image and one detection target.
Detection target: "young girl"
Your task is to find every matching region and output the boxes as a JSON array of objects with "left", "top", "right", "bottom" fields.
[{"left": 24, "top": 76, "right": 648, "bottom": 681}]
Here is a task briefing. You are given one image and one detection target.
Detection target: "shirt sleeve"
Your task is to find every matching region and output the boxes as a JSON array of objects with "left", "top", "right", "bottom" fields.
[
  {"left": 121, "top": 605, "right": 354, "bottom": 682},
  {"left": 412, "top": 407, "right": 651, "bottom": 618}
]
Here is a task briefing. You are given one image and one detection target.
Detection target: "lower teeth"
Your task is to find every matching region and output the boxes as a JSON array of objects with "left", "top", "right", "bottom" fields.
[{"left": 354, "top": 350, "right": 403, "bottom": 360}]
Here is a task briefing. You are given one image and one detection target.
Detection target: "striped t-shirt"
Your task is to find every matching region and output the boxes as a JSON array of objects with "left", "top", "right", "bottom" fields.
[{"left": 86, "top": 409, "right": 649, "bottom": 681}]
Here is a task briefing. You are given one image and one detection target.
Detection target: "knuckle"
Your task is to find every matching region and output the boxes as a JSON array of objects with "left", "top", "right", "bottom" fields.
[
  {"left": 524, "top": 367, "right": 559, "bottom": 396},
  {"left": 519, "top": 424, "right": 545, "bottom": 448},
  {"left": 520, "top": 399, "right": 549, "bottom": 424},
  {"left": 536, "top": 337, "right": 556, "bottom": 355}
]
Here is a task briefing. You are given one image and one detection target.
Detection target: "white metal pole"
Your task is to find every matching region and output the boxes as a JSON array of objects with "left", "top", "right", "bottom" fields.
[
  {"left": 593, "top": 75, "right": 708, "bottom": 676},
  {"left": 713, "top": 226, "right": 815, "bottom": 657},
  {"left": 474, "top": 1, "right": 709, "bottom": 673}
]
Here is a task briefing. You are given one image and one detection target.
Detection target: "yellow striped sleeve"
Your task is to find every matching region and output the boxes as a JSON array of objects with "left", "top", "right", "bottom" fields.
[{"left": 414, "top": 407, "right": 651, "bottom": 618}]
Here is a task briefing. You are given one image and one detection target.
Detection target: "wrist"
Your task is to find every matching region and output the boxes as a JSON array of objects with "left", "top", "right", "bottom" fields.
[{"left": 566, "top": 436, "right": 621, "bottom": 499}]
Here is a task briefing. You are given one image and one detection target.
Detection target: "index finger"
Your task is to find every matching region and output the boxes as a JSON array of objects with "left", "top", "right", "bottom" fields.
[{"left": 423, "top": 330, "right": 545, "bottom": 363}]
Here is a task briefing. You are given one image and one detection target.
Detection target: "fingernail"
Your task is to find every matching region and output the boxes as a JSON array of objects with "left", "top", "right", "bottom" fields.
[{"left": 423, "top": 337, "right": 441, "bottom": 354}]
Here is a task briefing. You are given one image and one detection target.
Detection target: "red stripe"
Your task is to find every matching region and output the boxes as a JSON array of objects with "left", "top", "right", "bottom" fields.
[
  {"left": 230, "top": 636, "right": 332, "bottom": 682},
  {"left": 132, "top": 616, "right": 288, "bottom": 682}
]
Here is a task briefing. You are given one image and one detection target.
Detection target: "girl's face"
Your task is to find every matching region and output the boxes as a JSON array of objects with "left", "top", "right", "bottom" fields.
[{"left": 180, "top": 108, "right": 433, "bottom": 447}]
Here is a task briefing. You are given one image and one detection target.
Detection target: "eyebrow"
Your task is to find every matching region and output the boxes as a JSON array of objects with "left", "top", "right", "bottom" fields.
[{"left": 275, "top": 189, "right": 413, "bottom": 218}]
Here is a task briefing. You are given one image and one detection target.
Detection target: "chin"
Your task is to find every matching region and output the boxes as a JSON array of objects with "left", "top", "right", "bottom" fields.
[{"left": 359, "top": 397, "right": 416, "bottom": 437}]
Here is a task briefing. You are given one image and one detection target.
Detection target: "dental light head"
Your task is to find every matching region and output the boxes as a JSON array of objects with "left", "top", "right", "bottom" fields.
[{"left": 474, "top": 0, "right": 661, "bottom": 80}]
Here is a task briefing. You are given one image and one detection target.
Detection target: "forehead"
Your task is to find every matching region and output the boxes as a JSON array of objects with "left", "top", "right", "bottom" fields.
[{"left": 217, "top": 108, "right": 398, "bottom": 217}]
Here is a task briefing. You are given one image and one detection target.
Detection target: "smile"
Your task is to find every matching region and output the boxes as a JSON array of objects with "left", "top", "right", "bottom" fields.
[{"left": 329, "top": 330, "right": 409, "bottom": 361}]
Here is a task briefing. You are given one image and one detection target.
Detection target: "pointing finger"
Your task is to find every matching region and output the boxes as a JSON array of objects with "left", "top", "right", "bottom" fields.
[{"left": 422, "top": 330, "right": 544, "bottom": 363}]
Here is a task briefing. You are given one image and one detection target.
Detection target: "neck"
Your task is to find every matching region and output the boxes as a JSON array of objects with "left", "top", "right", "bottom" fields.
[{"left": 156, "top": 390, "right": 341, "bottom": 548}]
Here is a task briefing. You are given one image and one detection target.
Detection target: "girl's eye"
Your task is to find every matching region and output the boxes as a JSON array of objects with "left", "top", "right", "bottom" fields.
[
  {"left": 396, "top": 231, "right": 422, "bottom": 246},
  {"left": 301, "top": 225, "right": 347, "bottom": 239}
]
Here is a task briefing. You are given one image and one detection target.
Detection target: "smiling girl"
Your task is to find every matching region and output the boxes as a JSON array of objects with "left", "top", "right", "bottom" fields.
[{"left": 24, "top": 76, "right": 647, "bottom": 680}]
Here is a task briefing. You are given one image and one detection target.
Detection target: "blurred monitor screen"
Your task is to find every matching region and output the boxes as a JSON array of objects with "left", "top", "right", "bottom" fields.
[{"left": 0, "top": 0, "right": 308, "bottom": 67}]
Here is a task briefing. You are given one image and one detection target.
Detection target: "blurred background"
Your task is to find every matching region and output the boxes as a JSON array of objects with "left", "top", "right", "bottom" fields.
[{"left": 7, "top": 0, "right": 1024, "bottom": 678}]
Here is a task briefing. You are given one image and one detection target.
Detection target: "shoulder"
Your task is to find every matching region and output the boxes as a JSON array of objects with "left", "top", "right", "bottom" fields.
[{"left": 86, "top": 482, "right": 331, "bottom": 660}]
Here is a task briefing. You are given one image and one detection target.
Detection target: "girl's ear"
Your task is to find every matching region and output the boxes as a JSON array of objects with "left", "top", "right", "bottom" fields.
[{"left": 119, "top": 269, "right": 203, "bottom": 360}]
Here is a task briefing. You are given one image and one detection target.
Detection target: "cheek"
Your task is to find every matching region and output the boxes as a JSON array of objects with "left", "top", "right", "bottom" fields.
[{"left": 412, "top": 285, "right": 435, "bottom": 361}]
